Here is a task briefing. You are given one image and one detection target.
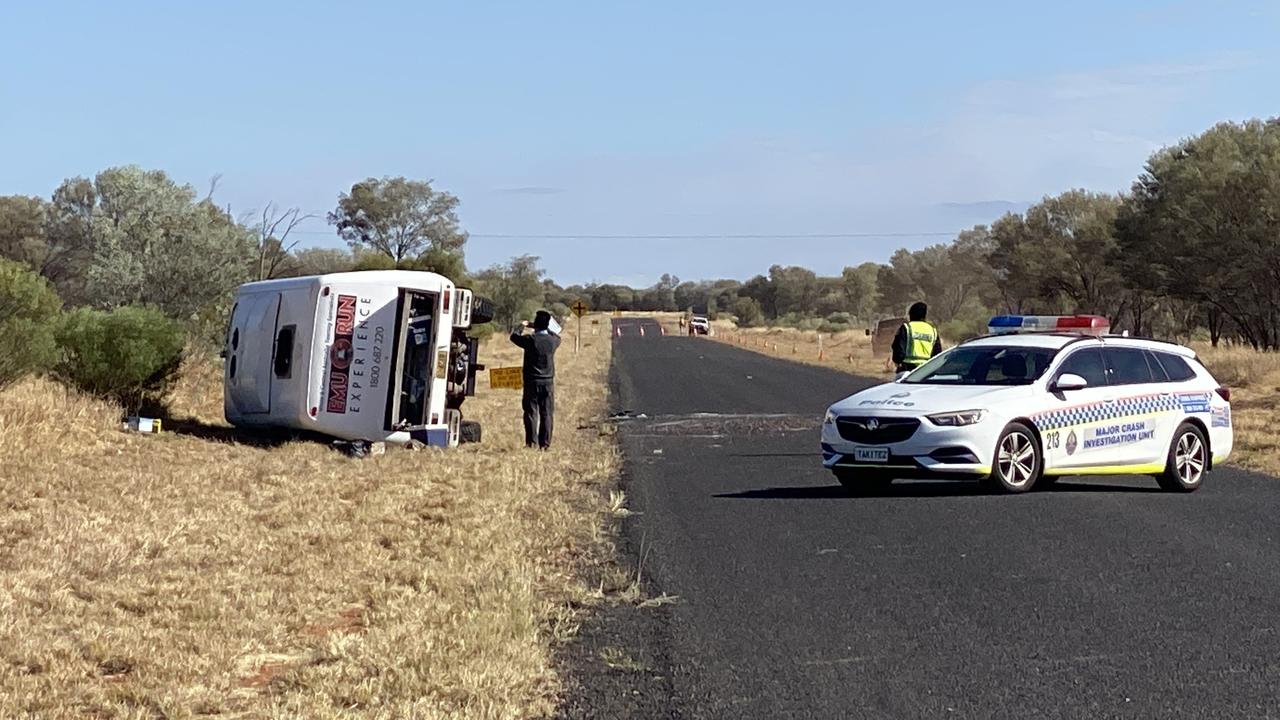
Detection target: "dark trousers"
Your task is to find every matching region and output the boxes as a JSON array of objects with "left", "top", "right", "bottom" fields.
[{"left": 522, "top": 383, "right": 555, "bottom": 449}]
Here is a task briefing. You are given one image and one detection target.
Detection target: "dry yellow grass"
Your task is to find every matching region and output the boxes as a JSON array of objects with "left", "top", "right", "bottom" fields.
[
  {"left": 0, "top": 317, "right": 619, "bottom": 719},
  {"left": 712, "top": 326, "right": 1280, "bottom": 476},
  {"left": 1193, "top": 344, "right": 1280, "bottom": 476}
]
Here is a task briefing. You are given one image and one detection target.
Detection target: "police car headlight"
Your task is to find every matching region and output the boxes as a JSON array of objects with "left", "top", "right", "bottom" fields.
[
  {"left": 823, "top": 409, "right": 837, "bottom": 425},
  {"left": 927, "top": 410, "right": 986, "bottom": 426}
]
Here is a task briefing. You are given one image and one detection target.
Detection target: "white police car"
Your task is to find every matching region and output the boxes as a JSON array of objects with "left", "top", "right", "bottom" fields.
[{"left": 821, "top": 316, "right": 1233, "bottom": 494}]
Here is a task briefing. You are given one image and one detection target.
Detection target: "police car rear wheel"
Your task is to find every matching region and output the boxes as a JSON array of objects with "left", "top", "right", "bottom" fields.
[
  {"left": 988, "top": 423, "right": 1041, "bottom": 493},
  {"left": 1158, "top": 423, "right": 1207, "bottom": 493}
]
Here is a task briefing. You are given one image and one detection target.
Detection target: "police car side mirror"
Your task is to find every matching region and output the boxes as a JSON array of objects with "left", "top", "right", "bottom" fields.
[
  {"left": 1051, "top": 373, "right": 1088, "bottom": 392},
  {"left": 894, "top": 370, "right": 911, "bottom": 382}
]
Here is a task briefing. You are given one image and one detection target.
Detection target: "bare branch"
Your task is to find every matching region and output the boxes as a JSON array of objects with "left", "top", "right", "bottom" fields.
[
  {"left": 206, "top": 174, "right": 223, "bottom": 202},
  {"left": 254, "top": 203, "right": 318, "bottom": 279}
]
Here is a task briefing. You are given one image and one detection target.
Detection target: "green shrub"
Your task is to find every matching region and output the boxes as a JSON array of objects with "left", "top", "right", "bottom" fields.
[
  {"left": 55, "top": 306, "right": 185, "bottom": 410},
  {"left": 772, "top": 312, "right": 800, "bottom": 328},
  {"left": 818, "top": 312, "right": 856, "bottom": 334},
  {"left": 190, "top": 297, "right": 236, "bottom": 352},
  {"left": 351, "top": 253, "right": 397, "bottom": 272},
  {"left": 0, "top": 259, "right": 62, "bottom": 389},
  {"left": 939, "top": 315, "right": 991, "bottom": 344},
  {"left": 732, "top": 297, "right": 764, "bottom": 327},
  {"left": 548, "top": 302, "right": 571, "bottom": 323}
]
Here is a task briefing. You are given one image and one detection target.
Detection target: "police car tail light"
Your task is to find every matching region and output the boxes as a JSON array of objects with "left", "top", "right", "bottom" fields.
[
  {"left": 987, "top": 315, "right": 1109, "bottom": 336},
  {"left": 926, "top": 409, "right": 986, "bottom": 426},
  {"left": 1216, "top": 386, "right": 1231, "bottom": 403}
]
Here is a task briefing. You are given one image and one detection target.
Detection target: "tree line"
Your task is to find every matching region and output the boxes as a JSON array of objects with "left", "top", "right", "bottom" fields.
[
  {"left": 0, "top": 171, "right": 471, "bottom": 402},
  {"left": 3, "top": 114, "right": 1279, "bottom": 404},
  {"left": 560, "top": 118, "right": 1280, "bottom": 349}
]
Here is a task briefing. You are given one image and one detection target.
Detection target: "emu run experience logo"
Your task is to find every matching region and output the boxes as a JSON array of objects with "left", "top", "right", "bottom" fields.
[{"left": 326, "top": 294, "right": 358, "bottom": 413}]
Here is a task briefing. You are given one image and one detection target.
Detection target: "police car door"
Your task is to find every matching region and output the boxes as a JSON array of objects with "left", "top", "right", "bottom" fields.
[
  {"left": 1037, "top": 346, "right": 1116, "bottom": 472},
  {"left": 1103, "top": 346, "right": 1181, "bottom": 468}
]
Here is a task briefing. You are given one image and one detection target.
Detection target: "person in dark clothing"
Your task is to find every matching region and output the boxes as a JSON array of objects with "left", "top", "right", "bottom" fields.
[
  {"left": 891, "top": 301, "right": 942, "bottom": 373},
  {"left": 510, "top": 310, "right": 561, "bottom": 449}
]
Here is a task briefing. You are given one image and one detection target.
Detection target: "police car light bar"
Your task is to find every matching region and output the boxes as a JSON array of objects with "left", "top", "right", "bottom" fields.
[{"left": 987, "top": 315, "right": 1110, "bottom": 336}]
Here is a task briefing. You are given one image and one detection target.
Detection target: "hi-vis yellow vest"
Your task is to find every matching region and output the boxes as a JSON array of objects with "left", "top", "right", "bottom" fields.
[{"left": 904, "top": 321, "right": 938, "bottom": 365}]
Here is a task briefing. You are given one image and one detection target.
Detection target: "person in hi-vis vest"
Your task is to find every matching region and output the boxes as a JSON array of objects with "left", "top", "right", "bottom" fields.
[{"left": 891, "top": 302, "right": 942, "bottom": 373}]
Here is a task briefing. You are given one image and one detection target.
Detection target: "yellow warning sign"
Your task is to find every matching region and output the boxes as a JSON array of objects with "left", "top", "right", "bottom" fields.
[{"left": 489, "top": 366, "right": 524, "bottom": 390}]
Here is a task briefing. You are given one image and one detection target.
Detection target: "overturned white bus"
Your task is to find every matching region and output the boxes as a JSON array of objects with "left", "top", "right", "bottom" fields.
[{"left": 223, "top": 270, "right": 493, "bottom": 447}]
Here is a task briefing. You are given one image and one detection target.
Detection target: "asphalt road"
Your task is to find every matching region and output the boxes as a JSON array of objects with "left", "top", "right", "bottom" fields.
[{"left": 563, "top": 318, "right": 1280, "bottom": 719}]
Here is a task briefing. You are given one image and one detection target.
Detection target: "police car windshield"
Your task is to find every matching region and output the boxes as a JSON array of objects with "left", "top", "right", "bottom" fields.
[{"left": 903, "top": 345, "right": 1058, "bottom": 386}]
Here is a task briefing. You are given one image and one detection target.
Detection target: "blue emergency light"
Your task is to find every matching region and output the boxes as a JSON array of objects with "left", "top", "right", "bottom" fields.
[{"left": 987, "top": 315, "right": 1110, "bottom": 336}]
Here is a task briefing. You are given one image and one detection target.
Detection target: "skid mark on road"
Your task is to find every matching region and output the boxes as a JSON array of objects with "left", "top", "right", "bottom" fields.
[{"left": 612, "top": 412, "right": 819, "bottom": 438}]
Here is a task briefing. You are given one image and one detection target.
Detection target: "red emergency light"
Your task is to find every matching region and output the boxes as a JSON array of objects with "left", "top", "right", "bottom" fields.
[{"left": 987, "top": 315, "right": 1110, "bottom": 336}]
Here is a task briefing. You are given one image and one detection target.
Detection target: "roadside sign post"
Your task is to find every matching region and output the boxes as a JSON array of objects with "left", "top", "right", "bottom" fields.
[{"left": 571, "top": 300, "right": 590, "bottom": 354}]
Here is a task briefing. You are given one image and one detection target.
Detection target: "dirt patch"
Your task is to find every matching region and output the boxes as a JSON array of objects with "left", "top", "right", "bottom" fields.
[{"left": 300, "top": 606, "right": 366, "bottom": 638}]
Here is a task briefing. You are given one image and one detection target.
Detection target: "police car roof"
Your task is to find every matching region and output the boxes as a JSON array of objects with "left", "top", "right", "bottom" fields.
[
  {"left": 962, "top": 334, "right": 1083, "bottom": 350},
  {"left": 960, "top": 333, "right": 1197, "bottom": 357}
]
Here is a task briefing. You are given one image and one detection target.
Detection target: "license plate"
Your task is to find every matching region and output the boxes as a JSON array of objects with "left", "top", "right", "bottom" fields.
[{"left": 853, "top": 447, "right": 889, "bottom": 463}]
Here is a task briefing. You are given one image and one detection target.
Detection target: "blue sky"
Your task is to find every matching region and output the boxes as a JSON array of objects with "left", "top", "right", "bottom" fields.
[{"left": 2, "top": 1, "right": 1277, "bottom": 286}]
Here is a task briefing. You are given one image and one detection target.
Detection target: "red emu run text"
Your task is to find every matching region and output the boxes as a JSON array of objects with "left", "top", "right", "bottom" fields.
[{"left": 326, "top": 294, "right": 357, "bottom": 413}]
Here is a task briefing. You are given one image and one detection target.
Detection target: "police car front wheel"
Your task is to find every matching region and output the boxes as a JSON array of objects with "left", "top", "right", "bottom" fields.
[{"left": 987, "top": 422, "right": 1041, "bottom": 494}]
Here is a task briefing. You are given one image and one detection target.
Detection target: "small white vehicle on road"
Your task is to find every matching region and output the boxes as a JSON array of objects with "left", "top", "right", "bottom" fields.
[{"left": 822, "top": 315, "right": 1233, "bottom": 493}]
